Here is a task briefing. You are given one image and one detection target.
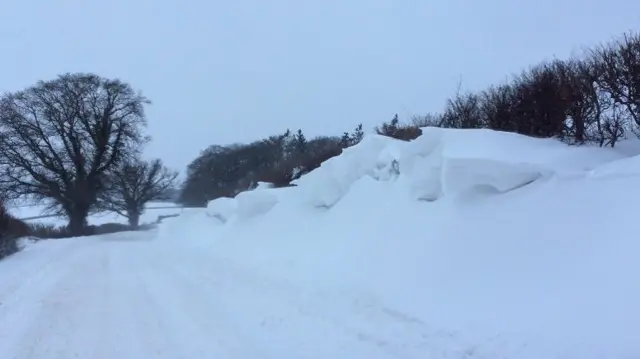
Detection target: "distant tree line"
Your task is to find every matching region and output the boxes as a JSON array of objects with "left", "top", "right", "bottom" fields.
[
  {"left": 179, "top": 125, "right": 364, "bottom": 206},
  {"left": 180, "top": 30, "right": 640, "bottom": 206},
  {"left": 0, "top": 73, "right": 178, "bottom": 239}
]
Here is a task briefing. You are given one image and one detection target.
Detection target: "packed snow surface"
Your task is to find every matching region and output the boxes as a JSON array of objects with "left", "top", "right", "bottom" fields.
[{"left": 2, "top": 127, "right": 639, "bottom": 358}]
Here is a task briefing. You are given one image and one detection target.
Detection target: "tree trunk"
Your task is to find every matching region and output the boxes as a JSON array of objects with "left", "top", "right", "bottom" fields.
[
  {"left": 574, "top": 115, "right": 585, "bottom": 144},
  {"left": 67, "top": 209, "right": 89, "bottom": 236},
  {"left": 128, "top": 211, "right": 140, "bottom": 228}
]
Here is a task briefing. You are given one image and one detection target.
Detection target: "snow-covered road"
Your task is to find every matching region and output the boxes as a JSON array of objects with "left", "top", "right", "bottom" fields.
[{"left": 0, "top": 231, "right": 452, "bottom": 359}]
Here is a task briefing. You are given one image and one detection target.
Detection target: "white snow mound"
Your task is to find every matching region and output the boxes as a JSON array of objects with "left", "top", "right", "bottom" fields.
[
  {"left": 291, "top": 134, "right": 394, "bottom": 208},
  {"left": 207, "top": 127, "right": 628, "bottom": 219},
  {"left": 206, "top": 197, "right": 237, "bottom": 223},
  {"left": 234, "top": 188, "right": 279, "bottom": 220}
]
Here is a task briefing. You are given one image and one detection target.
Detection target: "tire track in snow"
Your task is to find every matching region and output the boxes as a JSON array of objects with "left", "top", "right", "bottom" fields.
[
  {"left": 0, "top": 231, "right": 488, "bottom": 359},
  {"left": 154, "top": 244, "right": 469, "bottom": 359},
  {"left": 0, "top": 239, "right": 104, "bottom": 359},
  {"left": 137, "top": 253, "right": 271, "bottom": 359}
]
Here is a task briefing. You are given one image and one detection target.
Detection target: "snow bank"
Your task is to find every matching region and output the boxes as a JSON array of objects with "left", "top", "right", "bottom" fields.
[
  {"left": 206, "top": 185, "right": 301, "bottom": 224},
  {"left": 293, "top": 128, "right": 627, "bottom": 206},
  {"left": 158, "top": 127, "right": 640, "bottom": 358},
  {"left": 206, "top": 197, "right": 237, "bottom": 223},
  {"left": 234, "top": 189, "right": 279, "bottom": 220},
  {"left": 440, "top": 157, "right": 548, "bottom": 196},
  {"left": 291, "top": 134, "right": 395, "bottom": 208},
  {"left": 202, "top": 127, "right": 628, "bottom": 225}
]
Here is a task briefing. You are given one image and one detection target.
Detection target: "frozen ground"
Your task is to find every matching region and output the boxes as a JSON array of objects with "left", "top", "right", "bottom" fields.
[{"left": 1, "top": 128, "right": 639, "bottom": 358}]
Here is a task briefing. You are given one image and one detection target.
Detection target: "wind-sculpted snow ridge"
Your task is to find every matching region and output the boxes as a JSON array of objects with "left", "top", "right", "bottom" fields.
[{"left": 207, "top": 127, "right": 624, "bottom": 220}]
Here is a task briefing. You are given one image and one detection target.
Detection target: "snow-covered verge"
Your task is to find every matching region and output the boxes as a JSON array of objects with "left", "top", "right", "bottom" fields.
[{"left": 178, "top": 127, "right": 640, "bottom": 358}]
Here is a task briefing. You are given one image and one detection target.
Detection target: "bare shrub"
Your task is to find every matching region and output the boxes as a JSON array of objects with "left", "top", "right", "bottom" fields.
[
  {"left": 0, "top": 201, "right": 29, "bottom": 259},
  {"left": 375, "top": 114, "right": 423, "bottom": 141}
]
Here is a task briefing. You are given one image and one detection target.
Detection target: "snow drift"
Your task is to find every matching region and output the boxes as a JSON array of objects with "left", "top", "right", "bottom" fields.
[
  {"left": 206, "top": 127, "right": 622, "bottom": 216},
  {"left": 177, "top": 127, "right": 640, "bottom": 358}
]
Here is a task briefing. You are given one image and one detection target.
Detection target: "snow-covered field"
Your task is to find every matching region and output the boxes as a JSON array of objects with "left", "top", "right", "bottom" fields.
[
  {"left": 6, "top": 201, "right": 182, "bottom": 227},
  {"left": 1, "top": 127, "right": 639, "bottom": 358}
]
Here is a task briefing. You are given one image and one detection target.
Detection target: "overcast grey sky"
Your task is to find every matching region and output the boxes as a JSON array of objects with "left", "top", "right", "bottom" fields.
[{"left": 1, "top": 0, "right": 639, "bottom": 172}]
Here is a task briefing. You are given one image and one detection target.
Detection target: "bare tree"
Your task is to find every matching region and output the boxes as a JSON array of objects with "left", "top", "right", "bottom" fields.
[
  {"left": 591, "top": 31, "right": 640, "bottom": 128},
  {"left": 441, "top": 91, "right": 484, "bottom": 129},
  {"left": 600, "top": 106, "right": 627, "bottom": 147},
  {"left": 100, "top": 159, "right": 178, "bottom": 228},
  {"left": 481, "top": 84, "right": 516, "bottom": 132},
  {"left": 509, "top": 62, "right": 573, "bottom": 138},
  {"left": 559, "top": 58, "right": 609, "bottom": 145},
  {"left": 0, "top": 73, "right": 149, "bottom": 235},
  {"left": 411, "top": 113, "right": 443, "bottom": 128}
]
